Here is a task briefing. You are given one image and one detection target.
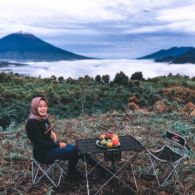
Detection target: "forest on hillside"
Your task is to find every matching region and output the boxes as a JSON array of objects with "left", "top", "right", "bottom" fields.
[{"left": 0, "top": 71, "right": 195, "bottom": 131}]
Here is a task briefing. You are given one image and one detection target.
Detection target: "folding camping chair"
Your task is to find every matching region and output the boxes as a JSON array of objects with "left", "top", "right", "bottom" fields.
[
  {"left": 31, "top": 158, "right": 67, "bottom": 187},
  {"left": 146, "top": 130, "right": 191, "bottom": 187}
]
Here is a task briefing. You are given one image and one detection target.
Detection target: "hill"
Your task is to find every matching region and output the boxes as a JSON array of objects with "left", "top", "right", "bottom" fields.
[
  {"left": 138, "top": 47, "right": 195, "bottom": 64},
  {"left": 171, "top": 48, "right": 195, "bottom": 64},
  {"left": 0, "top": 33, "right": 91, "bottom": 61},
  {"left": 0, "top": 60, "right": 27, "bottom": 67},
  {"left": 138, "top": 47, "right": 193, "bottom": 60}
]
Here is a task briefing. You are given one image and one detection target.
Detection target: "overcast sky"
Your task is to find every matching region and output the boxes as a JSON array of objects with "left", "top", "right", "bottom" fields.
[{"left": 1, "top": 0, "right": 195, "bottom": 58}]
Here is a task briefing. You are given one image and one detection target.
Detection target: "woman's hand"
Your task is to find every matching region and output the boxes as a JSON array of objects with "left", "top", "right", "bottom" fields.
[
  {"left": 51, "top": 131, "right": 58, "bottom": 143},
  {"left": 59, "top": 142, "right": 67, "bottom": 148}
]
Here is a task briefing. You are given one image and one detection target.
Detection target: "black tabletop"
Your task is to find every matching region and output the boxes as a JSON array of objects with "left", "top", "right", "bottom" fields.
[{"left": 76, "top": 135, "right": 144, "bottom": 154}]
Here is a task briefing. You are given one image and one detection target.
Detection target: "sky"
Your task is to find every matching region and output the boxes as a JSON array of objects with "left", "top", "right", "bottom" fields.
[{"left": 1, "top": 0, "right": 195, "bottom": 59}]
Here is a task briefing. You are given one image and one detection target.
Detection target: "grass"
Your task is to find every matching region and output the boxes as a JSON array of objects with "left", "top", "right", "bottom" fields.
[{"left": 0, "top": 111, "right": 195, "bottom": 195}]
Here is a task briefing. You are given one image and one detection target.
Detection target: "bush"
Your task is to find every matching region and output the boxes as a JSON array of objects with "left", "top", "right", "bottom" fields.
[
  {"left": 102, "top": 75, "right": 110, "bottom": 84},
  {"left": 113, "top": 71, "right": 129, "bottom": 85},
  {"left": 130, "top": 72, "right": 144, "bottom": 81},
  {"left": 95, "top": 75, "right": 101, "bottom": 83}
]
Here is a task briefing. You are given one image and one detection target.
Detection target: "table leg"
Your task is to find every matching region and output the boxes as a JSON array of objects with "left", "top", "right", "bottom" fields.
[
  {"left": 83, "top": 151, "right": 139, "bottom": 195},
  {"left": 90, "top": 154, "right": 137, "bottom": 195},
  {"left": 129, "top": 159, "right": 138, "bottom": 190},
  {"left": 84, "top": 154, "right": 90, "bottom": 195}
]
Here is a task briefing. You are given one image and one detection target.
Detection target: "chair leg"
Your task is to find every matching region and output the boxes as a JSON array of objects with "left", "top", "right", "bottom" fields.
[
  {"left": 32, "top": 160, "right": 42, "bottom": 184},
  {"left": 31, "top": 159, "right": 66, "bottom": 187},
  {"left": 148, "top": 156, "right": 162, "bottom": 186},
  {"left": 56, "top": 162, "right": 67, "bottom": 186},
  {"left": 160, "top": 169, "right": 174, "bottom": 187},
  {"left": 37, "top": 164, "right": 58, "bottom": 187},
  {"left": 147, "top": 156, "right": 181, "bottom": 187},
  {"left": 161, "top": 162, "right": 184, "bottom": 186}
]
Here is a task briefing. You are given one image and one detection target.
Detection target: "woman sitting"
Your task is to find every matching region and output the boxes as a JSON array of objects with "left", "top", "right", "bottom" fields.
[{"left": 26, "top": 96, "right": 107, "bottom": 179}]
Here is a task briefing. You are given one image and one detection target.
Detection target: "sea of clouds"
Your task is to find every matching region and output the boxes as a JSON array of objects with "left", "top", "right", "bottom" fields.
[{"left": 0, "top": 59, "right": 194, "bottom": 80}]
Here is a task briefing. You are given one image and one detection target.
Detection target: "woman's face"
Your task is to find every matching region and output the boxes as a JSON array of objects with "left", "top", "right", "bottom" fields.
[{"left": 37, "top": 100, "right": 48, "bottom": 116}]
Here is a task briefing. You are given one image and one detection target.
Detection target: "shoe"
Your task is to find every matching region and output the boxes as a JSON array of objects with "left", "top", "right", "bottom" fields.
[{"left": 67, "top": 170, "right": 85, "bottom": 180}]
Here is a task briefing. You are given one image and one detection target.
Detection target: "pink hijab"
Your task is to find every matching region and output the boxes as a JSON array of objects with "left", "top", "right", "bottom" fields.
[{"left": 28, "top": 97, "right": 48, "bottom": 121}]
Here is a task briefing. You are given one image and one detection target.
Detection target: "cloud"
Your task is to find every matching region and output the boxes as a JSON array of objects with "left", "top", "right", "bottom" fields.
[
  {"left": 1, "top": 0, "right": 195, "bottom": 36},
  {"left": 156, "top": 3, "right": 195, "bottom": 33},
  {"left": 1, "top": 0, "right": 195, "bottom": 58},
  {"left": 1, "top": 59, "right": 194, "bottom": 79}
]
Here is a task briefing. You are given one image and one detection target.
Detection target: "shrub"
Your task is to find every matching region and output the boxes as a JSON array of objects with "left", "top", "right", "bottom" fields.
[
  {"left": 130, "top": 72, "right": 144, "bottom": 81},
  {"left": 113, "top": 71, "right": 129, "bottom": 85},
  {"left": 102, "top": 75, "right": 110, "bottom": 84},
  {"left": 95, "top": 75, "right": 101, "bottom": 83}
]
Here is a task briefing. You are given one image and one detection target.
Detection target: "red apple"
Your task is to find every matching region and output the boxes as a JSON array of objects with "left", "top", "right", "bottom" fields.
[{"left": 112, "top": 136, "right": 119, "bottom": 146}]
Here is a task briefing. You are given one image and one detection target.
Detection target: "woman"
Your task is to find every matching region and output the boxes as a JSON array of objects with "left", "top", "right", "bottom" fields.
[{"left": 26, "top": 97, "right": 81, "bottom": 178}]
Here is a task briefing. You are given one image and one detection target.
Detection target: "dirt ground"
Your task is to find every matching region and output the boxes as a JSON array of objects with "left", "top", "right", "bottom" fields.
[{"left": 0, "top": 112, "right": 195, "bottom": 195}]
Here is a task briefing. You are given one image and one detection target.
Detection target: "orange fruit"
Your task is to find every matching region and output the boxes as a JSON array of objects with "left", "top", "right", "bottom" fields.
[{"left": 106, "top": 141, "right": 113, "bottom": 148}]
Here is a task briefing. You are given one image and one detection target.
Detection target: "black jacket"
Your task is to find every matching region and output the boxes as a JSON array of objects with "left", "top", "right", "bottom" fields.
[{"left": 26, "top": 118, "right": 59, "bottom": 163}]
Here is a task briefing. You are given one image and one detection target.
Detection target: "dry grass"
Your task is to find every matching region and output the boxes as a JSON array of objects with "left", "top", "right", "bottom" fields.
[{"left": 0, "top": 111, "right": 195, "bottom": 195}]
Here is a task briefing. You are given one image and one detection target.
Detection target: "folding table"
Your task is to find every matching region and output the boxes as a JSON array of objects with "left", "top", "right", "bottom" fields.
[{"left": 76, "top": 135, "right": 144, "bottom": 195}]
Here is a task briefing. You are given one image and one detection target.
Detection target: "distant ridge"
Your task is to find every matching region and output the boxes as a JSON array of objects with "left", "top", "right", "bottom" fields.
[
  {"left": 138, "top": 47, "right": 195, "bottom": 64},
  {"left": 0, "top": 33, "right": 92, "bottom": 61}
]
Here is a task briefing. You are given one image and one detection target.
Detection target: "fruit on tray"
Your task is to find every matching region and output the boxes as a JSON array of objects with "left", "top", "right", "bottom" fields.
[
  {"left": 98, "top": 132, "right": 119, "bottom": 147},
  {"left": 105, "top": 132, "right": 113, "bottom": 139},
  {"left": 100, "top": 139, "right": 107, "bottom": 146},
  {"left": 112, "top": 135, "right": 119, "bottom": 146},
  {"left": 106, "top": 140, "right": 113, "bottom": 148},
  {"left": 99, "top": 134, "right": 106, "bottom": 140},
  {"left": 99, "top": 131, "right": 113, "bottom": 140}
]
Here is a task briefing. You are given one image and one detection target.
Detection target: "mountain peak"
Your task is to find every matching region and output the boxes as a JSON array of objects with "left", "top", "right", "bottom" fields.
[
  {"left": 0, "top": 32, "right": 91, "bottom": 61},
  {"left": 138, "top": 46, "right": 193, "bottom": 60},
  {"left": 138, "top": 46, "right": 195, "bottom": 64},
  {"left": 2, "top": 32, "right": 40, "bottom": 41}
]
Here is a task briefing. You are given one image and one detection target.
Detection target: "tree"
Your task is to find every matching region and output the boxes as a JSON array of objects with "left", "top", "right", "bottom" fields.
[
  {"left": 51, "top": 75, "right": 57, "bottom": 81},
  {"left": 113, "top": 71, "right": 129, "bottom": 85},
  {"left": 130, "top": 72, "right": 144, "bottom": 80},
  {"left": 95, "top": 75, "right": 102, "bottom": 83},
  {"left": 66, "top": 77, "right": 76, "bottom": 84},
  {"left": 84, "top": 75, "right": 94, "bottom": 83},
  {"left": 58, "top": 76, "right": 64, "bottom": 83},
  {"left": 102, "top": 74, "right": 110, "bottom": 84}
]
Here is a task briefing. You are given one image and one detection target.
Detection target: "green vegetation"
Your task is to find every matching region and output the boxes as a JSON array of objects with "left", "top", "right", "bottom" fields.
[
  {"left": 0, "top": 71, "right": 195, "bottom": 194},
  {"left": 0, "top": 71, "right": 195, "bottom": 130}
]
